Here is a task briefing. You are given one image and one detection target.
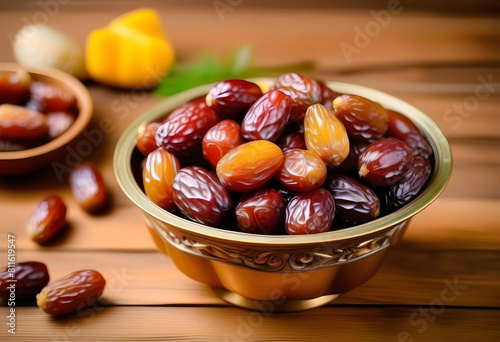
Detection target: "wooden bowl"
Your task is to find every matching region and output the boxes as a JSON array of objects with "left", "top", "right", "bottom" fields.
[{"left": 0, "top": 62, "right": 92, "bottom": 175}]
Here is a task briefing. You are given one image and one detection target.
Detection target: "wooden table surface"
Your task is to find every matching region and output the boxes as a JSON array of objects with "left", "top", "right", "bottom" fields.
[{"left": 1, "top": 2, "right": 500, "bottom": 341}]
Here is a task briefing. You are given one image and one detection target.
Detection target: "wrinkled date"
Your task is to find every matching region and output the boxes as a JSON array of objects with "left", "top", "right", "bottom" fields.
[
  {"left": 304, "top": 104, "right": 349, "bottom": 168},
  {"left": 206, "top": 80, "right": 263, "bottom": 121},
  {"left": 202, "top": 119, "right": 242, "bottom": 167},
  {"left": 156, "top": 98, "right": 220, "bottom": 157},
  {"left": 0, "top": 262, "right": 49, "bottom": 301},
  {"left": 143, "top": 148, "right": 181, "bottom": 212},
  {"left": 275, "top": 148, "right": 327, "bottom": 191},
  {"left": 0, "top": 104, "right": 48, "bottom": 141},
  {"left": 137, "top": 122, "right": 161, "bottom": 156},
  {"left": 286, "top": 188, "right": 335, "bottom": 235},
  {"left": 386, "top": 109, "right": 433, "bottom": 158},
  {"left": 235, "top": 188, "right": 286, "bottom": 234},
  {"left": 241, "top": 89, "right": 291, "bottom": 142},
  {"left": 324, "top": 174, "right": 380, "bottom": 225},
  {"left": 27, "top": 195, "right": 67, "bottom": 244},
  {"left": 216, "top": 140, "right": 284, "bottom": 192},
  {"left": 380, "top": 156, "right": 432, "bottom": 212},
  {"left": 37, "top": 269, "right": 105, "bottom": 316},
  {"left": 275, "top": 72, "right": 322, "bottom": 123},
  {"left": 359, "top": 137, "right": 414, "bottom": 187},
  {"left": 333, "top": 94, "right": 389, "bottom": 142},
  {"left": 27, "top": 82, "right": 77, "bottom": 114},
  {"left": 172, "top": 166, "right": 233, "bottom": 227},
  {"left": 70, "top": 163, "right": 109, "bottom": 213},
  {"left": 0, "top": 70, "right": 31, "bottom": 105}
]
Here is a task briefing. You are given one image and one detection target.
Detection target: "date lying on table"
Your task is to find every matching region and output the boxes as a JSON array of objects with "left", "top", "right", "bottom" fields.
[{"left": 136, "top": 73, "right": 433, "bottom": 235}]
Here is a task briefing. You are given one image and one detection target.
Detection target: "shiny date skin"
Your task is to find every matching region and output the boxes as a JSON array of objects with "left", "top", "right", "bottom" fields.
[
  {"left": 275, "top": 72, "right": 322, "bottom": 123},
  {"left": 0, "top": 262, "right": 49, "bottom": 301},
  {"left": 333, "top": 94, "right": 389, "bottom": 142},
  {"left": 235, "top": 188, "right": 286, "bottom": 235},
  {"left": 380, "top": 156, "right": 432, "bottom": 212},
  {"left": 285, "top": 188, "right": 335, "bottom": 235},
  {"left": 156, "top": 98, "right": 220, "bottom": 157},
  {"left": 206, "top": 80, "right": 263, "bottom": 121},
  {"left": 386, "top": 109, "right": 433, "bottom": 158},
  {"left": 137, "top": 122, "right": 161, "bottom": 156},
  {"left": 0, "top": 70, "right": 31, "bottom": 105},
  {"left": 324, "top": 174, "right": 380, "bottom": 225},
  {"left": 69, "top": 163, "right": 109, "bottom": 214},
  {"left": 26, "top": 82, "right": 77, "bottom": 114},
  {"left": 276, "top": 148, "right": 327, "bottom": 192},
  {"left": 216, "top": 140, "right": 284, "bottom": 192},
  {"left": 0, "top": 104, "right": 48, "bottom": 141},
  {"left": 358, "top": 137, "right": 414, "bottom": 187},
  {"left": 172, "top": 166, "right": 233, "bottom": 227},
  {"left": 143, "top": 148, "right": 181, "bottom": 212},
  {"left": 202, "top": 119, "right": 242, "bottom": 167},
  {"left": 37, "top": 269, "right": 105, "bottom": 316},
  {"left": 27, "top": 195, "right": 67, "bottom": 244},
  {"left": 241, "top": 89, "right": 291, "bottom": 142}
]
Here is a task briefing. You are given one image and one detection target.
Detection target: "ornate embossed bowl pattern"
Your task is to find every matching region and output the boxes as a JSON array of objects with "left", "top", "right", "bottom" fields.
[{"left": 114, "top": 79, "right": 453, "bottom": 312}]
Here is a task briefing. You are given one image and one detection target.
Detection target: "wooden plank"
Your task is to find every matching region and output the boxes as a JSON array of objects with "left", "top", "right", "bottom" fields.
[{"left": 2, "top": 306, "right": 499, "bottom": 341}]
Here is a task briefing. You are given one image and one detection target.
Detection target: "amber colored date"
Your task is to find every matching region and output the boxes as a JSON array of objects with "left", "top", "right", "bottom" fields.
[
  {"left": 235, "top": 188, "right": 286, "bottom": 235},
  {"left": 27, "top": 195, "right": 67, "bottom": 244},
  {"left": 137, "top": 122, "right": 161, "bottom": 156},
  {"left": 386, "top": 109, "right": 433, "bottom": 158},
  {"left": 324, "top": 174, "right": 380, "bottom": 225},
  {"left": 285, "top": 188, "right": 335, "bottom": 235},
  {"left": 275, "top": 72, "right": 322, "bottom": 123},
  {"left": 358, "top": 137, "right": 414, "bottom": 187},
  {"left": 304, "top": 104, "right": 350, "bottom": 168},
  {"left": 380, "top": 156, "right": 432, "bottom": 212},
  {"left": 27, "top": 82, "right": 77, "bottom": 114},
  {"left": 46, "top": 111, "right": 75, "bottom": 139},
  {"left": 143, "top": 148, "right": 181, "bottom": 212},
  {"left": 333, "top": 94, "right": 389, "bottom": 142},
  {"left": 69, "top": 163, "right": 109, "bottom": 214},
  {"left": 216, "top": 140, "right": 284, "bottom": 192},
  {"left": 172, "top": 166, "right": 233, "bottom": 227},
  {"left": 156, "top": 98, "right": 220, "bottom": 157},
  {"left": 202, "top": 119, "right": 242, "bottom": 167},
  {"left": 206, "top": 79, "right": 263, "bottom": 120},
  {"left": 276, "top": 149, "right": 327, "bottom": 192},
  {"left": 0, "top": 104, "right": 48, "bottom": 141},
  {"left": 241, "top": 90, "right": 291, "bottom": 142},
  {"left": 37, "top": 269, "right": 105, "bottom": 316},
  {"left": 0, "top": 262, "right": 49, "bottom": 301},
  {"left": 0, "top": 70, "right": 31, "bottom": 105}
]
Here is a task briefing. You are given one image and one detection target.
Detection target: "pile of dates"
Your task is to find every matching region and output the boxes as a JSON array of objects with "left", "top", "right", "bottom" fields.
[
  {"left": 0, "top": 69, "right": 78, "bottom": 151},
  {"left": 136, "top": 73, "right": 433, "bottom": 235}
]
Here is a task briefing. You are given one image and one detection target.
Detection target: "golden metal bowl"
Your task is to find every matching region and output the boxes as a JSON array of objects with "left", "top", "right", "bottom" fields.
[{"left": 114, "top": 79, "right": 453, "bottom": 312}]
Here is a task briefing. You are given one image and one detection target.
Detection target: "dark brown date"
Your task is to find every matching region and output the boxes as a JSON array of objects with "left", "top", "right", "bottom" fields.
[
  {"left": 70, "top": 163, "right": 109, "bottom": 214},
  {"left": 358, "top": 137, "right": 414, "bottom": 187},
  {"left": 318, "top": 81, "right": 341, "bottom": 110},
  {"left": 324, "top": 174, "right": 380, "bottom": 225},
  {"left": 334, "top": 140, "right": 369, "bottom": 176},
  {"left": 285, "top": 188, "right": 335, "bottom": 235},
  {"left": 241, "top": 90, "right": 291, "bottom": 142},
  {"left": 0, "top": 104, "right": 48, "bottom": 141},
  {"left": 202, "top": 119, "right": 242, "bottom": 167},
  {"left": 333, "top": 94, "right": 389, "bottom": 142},
  {"left": 137, "top": 122, "right": 161, "bottom": 156},
  {"left": 26, "top": 82, "right": 77, "bottom": 114},
  {"left": 0, "top": 70, "right": 31, "bottom": 105},
  {"left": 206, "top": 79, "right": 263, "bottom": 121},
  {"left": 386, "top": 109, "right": 433, "bottom": 158},
  {"left": 275, "top": 72, "right": 322, "bottom": 123},
  {"left": 0, "top": 262, "right": 49, "bottom": 301},
  {"left": 278, "top": 131, "right": 306, "bottom": 151},
  {"left": 156, "top": 99, "right": 220, "bottom": 157},
  {"left": 27, "top": 195, "right": 67, "bottom": 244},
  {"left": 235, "top": 188, "right": 286, "bottom": 234},
  {"left": 37, "top": 269, "right": 105, "bottom": 316},
  {"left": 172, "top": 166, "right": 233, "bottom": 227},
  {"left": 380, "top": 156, "right": 432, "bottom": 211}
]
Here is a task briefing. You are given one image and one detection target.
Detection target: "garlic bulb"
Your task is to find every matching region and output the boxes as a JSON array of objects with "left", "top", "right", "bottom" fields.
[{"left": 13, "top": 24, "right": 87, "bottom": 80}]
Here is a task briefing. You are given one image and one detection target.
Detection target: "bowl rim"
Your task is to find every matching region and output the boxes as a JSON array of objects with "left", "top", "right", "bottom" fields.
[
  {"left": 0, "top": 62, "right": 93, "bottom": 160},
  {"left": 114, "top": 78, "right": 453, "bottom": 246}
]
